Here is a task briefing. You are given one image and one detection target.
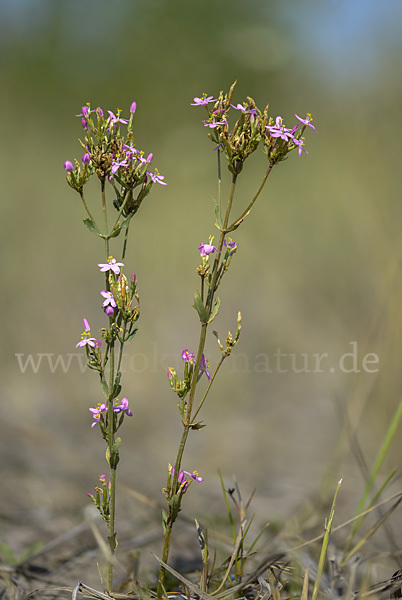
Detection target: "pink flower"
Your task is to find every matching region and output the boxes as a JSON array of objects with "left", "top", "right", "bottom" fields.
[{"left": 98, "top": 257, "right": 124, "bottom": 275}]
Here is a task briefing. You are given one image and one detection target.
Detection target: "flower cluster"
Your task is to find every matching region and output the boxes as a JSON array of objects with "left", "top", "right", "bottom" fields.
[
  {"left": 197, "top": 236, "right": 238, "bottom": 290},
  {"left": 89, "top": 397, "right": 133, "bottom": 428},
  {"left": 75, "top": 320, "right": 101, "bottom": 349},
  {"left": 98, "top": 257, "right": 140, "bottom": 330},
  {"left": 63, "top": 102, "right": 166, "bottom": 219},
  {"left": 171, "top": 466, "right": 204, "bottom": 491},
  {"left": 168, "top": 348, "right": 211, "bottom": 412},
  {"left": 191, "top": 82, "right": 316, "bottom": 171},
  {"left": 75, "top": 258, "right": 139, "bottom": 402}
]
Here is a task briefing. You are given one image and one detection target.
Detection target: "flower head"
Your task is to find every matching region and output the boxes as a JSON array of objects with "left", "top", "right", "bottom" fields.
[
  {"left": 191, "top": 94, "right": 217, "bottom": 106},
  {"left": 293, "top": 138, "right": 308, "bottom": 156},
  {"left": 230, "top": 102, "right": 257, "bottom": 115},
  {"left": 200, "top": 354, "right": 211, "bottom": 381},
  {"left": 223, "top": 237, "right": 237, "bottom": 250},
  {"left": 171, "top": 466, "right": 204, "bottom": 490},
  {"left": 89, "top": 403, "right": 107, "bottom": 427},
  {"left": 199, "top": 236, "right": 220, "bottom": 257},
  {"left": 76, "top": 318, "right": 101, "bottom": 348},
  {"left": 111, "top": 156, "right": 129, "bottom": 174},
  {"left": 182, "top": 469, "right": 204, "bottom": 483},
  {"left": 295, "top": 113, "right": 317, "bottom": 132},
  {"left": 76, "top": 335, "right": 101, "bottom": 349},
  {"left": 266, "top": 116, "right": 297, "bottom": 142},
  {"left": 100, "top": 290, "right": 117, "bottom": 316},
  {"left": 113, "top": 397, "right": 133, "bottom": 416},
  {"left": 107, "top": 109, "right": 129, "bottom": 127},
  {"left": 182, "top": 349, "right": 195, "bottom": 363},
  {"left": 202, "top": 118, "right": 227, "bottom": 129},
  {"left": 146, "top": 169, "right": 167, "bottom": 185},
  {"left": 76, "top": 105, "right": 91, "bottom": 118},
  {"left": 98, "top": 256, "right": 124, "bottom": 275}
]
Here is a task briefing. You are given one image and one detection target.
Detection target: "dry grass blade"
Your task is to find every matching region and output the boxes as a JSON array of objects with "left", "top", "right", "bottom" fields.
[
  {"left": 211, "top": 515, "right": 247, "bottom": 595},
  {"left": 354, "top": 569, "right": 402, "bottom": 599},
  {"left": 341, "top": 495, "right": 402, "bottom": 566},
  {"left": 300, "top": 568, "right": 309, "bottom": 600},
  {"left": 266, "top": 569, "right": 282, "bottom": 600},
  {"left": 289, "top": 491, "right": 402, "bottom": 553},
  {"left": 152, "top": 554, "right": 214, "bottom": 600},
  {"left": 27, "top": 582, "right": 141, "bottom": 600},
  {"left": 214, "top": 553, "right": 287, "bottom": 600}
]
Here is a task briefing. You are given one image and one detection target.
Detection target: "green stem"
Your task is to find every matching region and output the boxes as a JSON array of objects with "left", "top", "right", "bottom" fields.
[
  {"left": 192, "top": 355, "right": 225, "bottom": 422},
  {"left": 225, "top": 164, "right": 273, "bottom": 233},
  {"left": 157, "top": 176, "right": 238, "bottom": 597},
  {"left": 106, "top": 335, "right": 117, "bottom": 593},
  {"left": 79, "top": 189, "right": 97, "bottom": 227},
  {"left": 101, "top": 179, "right": 109, "bottom": 258}
]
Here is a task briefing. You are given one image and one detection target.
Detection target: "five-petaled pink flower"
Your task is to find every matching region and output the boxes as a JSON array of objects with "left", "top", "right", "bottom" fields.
[
  {"left": 98, "top": 257, "right": 124, "bottom": 275},
  {"left": 191, "top": 95, "right": 217, "bottom": 106},
  {"left": 89, "top": 403, "right": 107, "bottom": 428},
  {"left": 107, "top": 109, "right": 129, "bottom": 127}
]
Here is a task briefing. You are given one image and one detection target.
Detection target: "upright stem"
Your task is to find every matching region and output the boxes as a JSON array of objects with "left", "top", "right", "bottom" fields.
[
  {"left": 157, "top": 175, "right": 238, "bottom": 597},
  {"left": 101, "top": 179, "right": 109, "bottom": 258},
  {"left": 106, "top": 336, "right": 116, "bottom": 593}
]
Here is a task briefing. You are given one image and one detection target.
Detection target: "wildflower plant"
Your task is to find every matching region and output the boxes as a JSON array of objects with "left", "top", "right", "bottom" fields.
[
  {"left": 157, "top": 81, "right": 316, "bottom": 596},
  {"left": 64, "top": 83, "right": 316, "bottom": 596},
  {"left": 64, "top": 101, "right": 166, "bottom": 593}
]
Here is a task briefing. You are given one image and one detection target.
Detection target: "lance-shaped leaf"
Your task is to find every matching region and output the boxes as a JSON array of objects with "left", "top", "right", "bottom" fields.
[
  {"left": 207, "top": 297, "right": 220, "bottom": 323},
  {"left": 125, "top": 326, "right": 139, "bottom": 343},
  {"left": 83, "top": 217, "right": 102, "bottom": 236},
  {"left": 109, "top": 224, "right": 122, "bottom": 238},
  {"left": 212, "top": 195, "right": 222, "bottom": 230},
  {"left": 193, "top": 291, "right": 208, "bottom": 323},
  {"left": 111, "top": 371, "right": 122, "bottom": 398}
]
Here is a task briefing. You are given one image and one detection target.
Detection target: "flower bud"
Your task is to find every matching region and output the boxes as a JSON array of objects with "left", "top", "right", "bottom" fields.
[
  {"left": 64, "top": 160, "right": 74, "bottom": 172},
  {"left": 82, "top": 152, "right": 91, "bottom": 165},
  {"left": 130, "top": 101, "right": 137, "bottom": 114},
  {"left": 105, "top": 305, "right": 114, "bottom": 317}
]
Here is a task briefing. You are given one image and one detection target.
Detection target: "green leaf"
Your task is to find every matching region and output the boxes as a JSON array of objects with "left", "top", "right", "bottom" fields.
[
  {"left": 121, "top": 213, "right": 135, "bottom": 229},
  {"left": 83, "top": 217, "right": 102, "bottom": 236},
  {"left": 112, "top": 437, "right": 122, "bottom": 454},
  {"left": 193, "top": 292, "right": 208, "bottom": 323},
  {"left": 208, "top": 297, "right": 220, "bottom": 323},
  {"left": 161, "top": 509, "right": 168, "bottom": 534},
  {"left": 113, "top": 173, "right": 129, "bottom": 189},
  {"left": 212, "top": 195, "right": 222, "bottom": 230},
  {"left": 112, "top": 371, "right": 122, "bottom": 397},
  {"left": 109, "top": 224, "right": 122, "bottom": 238},
  {"left": 125, "top": 326, "right": 139, "bottom": 342}
]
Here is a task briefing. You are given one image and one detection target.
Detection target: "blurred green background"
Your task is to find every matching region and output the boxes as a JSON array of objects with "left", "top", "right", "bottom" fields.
[{"left": 2, "top": 0, "right": 402, "bottom": 556}]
